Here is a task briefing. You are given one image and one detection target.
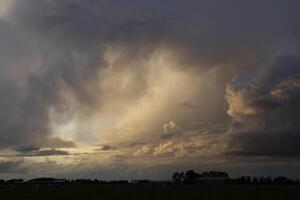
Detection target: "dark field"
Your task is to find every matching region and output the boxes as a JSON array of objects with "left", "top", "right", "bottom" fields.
[{"left": 0, "top": 185, "right": 299, "bottom": 200}]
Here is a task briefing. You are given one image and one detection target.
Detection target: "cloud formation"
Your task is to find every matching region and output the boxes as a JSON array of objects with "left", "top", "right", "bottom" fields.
[
  {"left": 0, "top": 160, "right": 27, "bottom": 174},
  {"left": 0, "top": 0, "right": 299, "bottom": 178},
  {"left": 225, "top": 47, "right": 300, "bottom": 157}
]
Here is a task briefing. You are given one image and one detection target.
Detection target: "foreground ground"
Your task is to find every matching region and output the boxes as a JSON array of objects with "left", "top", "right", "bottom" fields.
[{"left": 0, "top": 184, "right": 299, "bottom": 200}]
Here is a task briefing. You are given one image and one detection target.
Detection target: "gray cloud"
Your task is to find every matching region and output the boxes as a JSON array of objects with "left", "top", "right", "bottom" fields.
[
  {"left": 28, "top": 149, "right": 69, "bottom": 157},
  {"left": 225, "top": 48, "right": 300, "bottom": 157},
  {"left": 98, "top": 145, "right": 117, "bottom": 151},
  {"left": 0, "top": 160, "right": 27, "bottom": 174},
  {"left": 0, "top": 149, "right": 70, "bottom": 157},
  {"left": 0, "top": 0, "right": 299, "bottom": 178}
]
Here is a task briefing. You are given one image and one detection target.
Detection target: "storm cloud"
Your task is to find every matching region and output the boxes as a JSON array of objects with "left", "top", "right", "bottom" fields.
[
  {"left": 0, "top": 0, "right": 299, "bottom": 178},
  {"left": 225, "top": 47, "right": 300, "bottom": 157}
]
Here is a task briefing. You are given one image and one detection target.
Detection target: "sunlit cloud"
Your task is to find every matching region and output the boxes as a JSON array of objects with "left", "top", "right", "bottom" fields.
[{"left": 0, "top": 0, "right": 299, "bottom": 179}]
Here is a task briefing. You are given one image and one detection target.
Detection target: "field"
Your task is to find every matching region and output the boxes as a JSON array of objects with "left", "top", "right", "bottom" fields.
[{"left": 0, "top": 184, "right": 299, "bottom": 200}]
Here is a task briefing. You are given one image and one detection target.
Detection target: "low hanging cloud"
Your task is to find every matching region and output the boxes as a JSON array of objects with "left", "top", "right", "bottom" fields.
[{"left": 0, "top": 160, "right": 28, "bottom": 174}]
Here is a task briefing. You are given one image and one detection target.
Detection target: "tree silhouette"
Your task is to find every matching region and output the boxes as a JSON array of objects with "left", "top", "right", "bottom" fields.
[
  {"left": 172, "top": 172, "right": 184, "bottom": 183},
  {"left": 184, "top": 170, "right": 200, "bottom": 183}
]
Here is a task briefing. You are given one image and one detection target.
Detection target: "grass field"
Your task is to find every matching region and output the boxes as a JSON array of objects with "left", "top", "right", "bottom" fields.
[{"left": 0, "top": 184, "right": 299, "bottom": 200}]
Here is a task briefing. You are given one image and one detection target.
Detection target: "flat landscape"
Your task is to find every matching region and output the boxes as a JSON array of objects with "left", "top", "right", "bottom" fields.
[
  {"left": 0, "top": 185, "right": 299, "bottom": 200},
  {"left": 1, "top": 2, "right": 300, "bottom": 200}
]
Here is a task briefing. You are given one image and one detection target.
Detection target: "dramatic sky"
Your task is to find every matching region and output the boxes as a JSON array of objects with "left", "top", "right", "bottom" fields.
[{"left": 0, "top": 0, "right": 300, "bottom": 180}]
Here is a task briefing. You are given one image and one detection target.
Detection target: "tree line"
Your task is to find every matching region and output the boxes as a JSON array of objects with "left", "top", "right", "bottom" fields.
[
  {"left": 0, "top": 170, "right": 299, "bottom": 186},
  {"left": 172, "top": 170, "right": 300, "bottom": 185}
]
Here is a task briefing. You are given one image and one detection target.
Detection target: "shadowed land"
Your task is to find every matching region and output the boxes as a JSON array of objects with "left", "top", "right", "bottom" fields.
[
  {"left": 0, "top": 171, "right": 299, "bottom": 200},
  {"left": 0, "top": 184, "right": 299, "bottom": 200}
]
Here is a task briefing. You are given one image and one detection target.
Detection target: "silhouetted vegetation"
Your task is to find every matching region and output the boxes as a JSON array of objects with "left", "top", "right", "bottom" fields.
[
  {"left": 0, "top": 170, "right": 298, "bottom": 187},
  {"left": 172, "top": 170, "right": 229, "bottom": 184},
  {"left": 171, "top": 170, "right": 299, "bottom": 185},
  {"left": 0, "top": 171, "right": 299, "bottom": 200}
]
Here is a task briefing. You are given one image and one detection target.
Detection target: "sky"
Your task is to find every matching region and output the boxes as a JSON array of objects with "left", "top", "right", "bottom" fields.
[{"left": 0, "top": 0, "right": 300, "bottom": 180}]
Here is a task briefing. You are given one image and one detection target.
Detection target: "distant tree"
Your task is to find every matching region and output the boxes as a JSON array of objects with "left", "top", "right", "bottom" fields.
[
  {"left": 259, "top": 177, "right": 266, "bottom": 184},
  {"left": 253, "top": 177, "right": 258, "bottom": 184},
  {"left": 172, "top": 172, "right": 184, "bottom": 183},
  {"left": 201, "top": 171, "right": 228, "bottom": 178},
  {"left": 240, "top": 176, "right": 246, "bottom": 184},
  {"left": 266, "top": 177, "right": 272, "bottom": 184},
  {"left": 184, "top": 170, "right": 200, "bottom": 183},
  {"left": 6, "top": 179, "right": 24, "bottom": 185},
  {"left": 172, "top": 172, "right": 180, "bottom": 183},
  {"left": 274, "top": 177, "right": 291, "bottom": 185},
  {"left": 178, "top": 172, "right": 185, "bottom": 183},
  {"left": 246, "top": 176, "right": 251, "bottom": 184}
]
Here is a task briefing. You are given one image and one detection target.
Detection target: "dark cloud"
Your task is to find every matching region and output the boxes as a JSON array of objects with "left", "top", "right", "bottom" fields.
[
  {"left": 0, "top": 0, "right": 299, "bottom": 178},
  {"left": 15, "top": 145, "right": 40, "bottom": 153},
  {"left": 0, "top": 0, "right": 106, "bottom": 150},
  {"left": 98, "top": 145, "right": 117, "bottom": 151},
  {"left": 30, "top": 149, "right": 69, "bottom": 156},
  {"left": 225, "top": 48, "right": 300, "bottom": 157},
  {"left": 1, "top": 0, "right": 298, "bottom": 150}
]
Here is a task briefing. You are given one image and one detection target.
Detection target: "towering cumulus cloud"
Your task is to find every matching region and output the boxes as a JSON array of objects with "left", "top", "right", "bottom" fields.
[{"left": 0, "top": 0, "right": 299, "bottom": 179}]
